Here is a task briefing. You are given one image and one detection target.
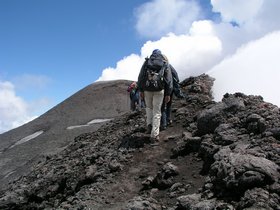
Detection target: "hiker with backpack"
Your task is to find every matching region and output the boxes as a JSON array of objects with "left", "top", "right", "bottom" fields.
[
  {"left": 160, "top": 64, "right": 185, "bottom": 130},
  {"left": 127, "top": 81, "right": 144, "bottom": 111},
  {"left": 137, "top": 49, "right": 173, "bottom": 142}
]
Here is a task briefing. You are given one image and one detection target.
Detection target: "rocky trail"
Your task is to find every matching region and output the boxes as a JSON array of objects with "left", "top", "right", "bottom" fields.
[
  {"left": 79, "top": 121, "right": 205, "bottom": 210},
  {"left": 0, "top": 74, "right": 279, "bottom": 209}
]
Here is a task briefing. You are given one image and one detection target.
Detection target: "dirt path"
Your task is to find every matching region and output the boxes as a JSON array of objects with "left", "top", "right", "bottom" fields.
[{"left": 86, "top": 123, "right": 205, "bottom": 209}]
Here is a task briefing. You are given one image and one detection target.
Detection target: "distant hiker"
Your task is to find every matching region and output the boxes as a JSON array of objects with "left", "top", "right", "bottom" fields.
[
  {"left": 160, "top": 65, "right": 185, "bottom": 130},
  {"left": 137, "top": 49, "right": 173, "bottom": 142},
  {"left": 127, "top": 81, "right": 143, "bottom": 111}
]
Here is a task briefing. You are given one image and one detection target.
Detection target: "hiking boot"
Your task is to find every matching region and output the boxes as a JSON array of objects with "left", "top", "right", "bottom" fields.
[
  {"left": 150, "top": 135, "right": 159, "bottom": 144},
  {"left": 160, "top": 126, "right": 167, "bottom": 131},
  {"left": 146, "top": 124, "right": 152, "bottom": 134},
  {"left": 150, "top": 135, "right": 159, "bottom": 143}
]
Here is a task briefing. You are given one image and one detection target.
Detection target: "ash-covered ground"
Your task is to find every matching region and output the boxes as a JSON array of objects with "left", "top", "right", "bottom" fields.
[{"left": 0, "top": 74, "right": 279, "bottom": 210}]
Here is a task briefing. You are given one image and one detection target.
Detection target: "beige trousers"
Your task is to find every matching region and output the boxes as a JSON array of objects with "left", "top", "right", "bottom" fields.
[{"left": 144, "top": 90, "right": 164, "bottom": 138}]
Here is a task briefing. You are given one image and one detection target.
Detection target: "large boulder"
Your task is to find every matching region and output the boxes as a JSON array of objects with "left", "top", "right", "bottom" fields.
[{"left": 210, "top": 148, "right": 280, "bottom": 195}]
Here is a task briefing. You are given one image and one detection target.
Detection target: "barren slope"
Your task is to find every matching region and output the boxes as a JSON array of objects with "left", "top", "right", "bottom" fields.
[{"left": 0, "top": 80, "right": 131, "bottom": 190}]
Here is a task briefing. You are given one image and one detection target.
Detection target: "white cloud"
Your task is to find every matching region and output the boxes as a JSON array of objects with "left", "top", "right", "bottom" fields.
[
  {"left": 97, "top": 54, "right": 143, "bottom": 81},
  {"left": 211, "top": 0, "right": 280, "bottom": 56},
  {"left": 98, "top": 21, "right": 222, "bottom": 83},
  {"left": 211, "top": 0, "right": 264, "bottom": 24},
  {"left": 135, "top": 0, "right": 201, "bottom": 38},
  {"left": 0, "top": 81, "right": 37, "bottom": 134},
  {"left": 140, "top": 25, "right": 222, "bottom": 80},
  {"left": 98, "top": 0, "right": 280, "bottom": 108},
  {"left": 208, "top": 31, "right": 280, "bottom": 106}
]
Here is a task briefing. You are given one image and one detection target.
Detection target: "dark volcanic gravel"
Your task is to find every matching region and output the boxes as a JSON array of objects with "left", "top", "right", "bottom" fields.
[{"left": 0, "top": 74, "right": 279, "bottom": 210}]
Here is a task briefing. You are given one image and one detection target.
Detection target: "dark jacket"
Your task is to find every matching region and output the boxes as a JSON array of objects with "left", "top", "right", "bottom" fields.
[
  {"left": 137, "top": 55, "right": 173, "bottom": 96},
  {"left": 170, "top": 64, "right": 180, "bottom": 92},
  {"left": 170, "top": 64, "right": 179, "bottom": 83},
  {"left": 169, "top": 64, "right": 186, "bottom": 99}
]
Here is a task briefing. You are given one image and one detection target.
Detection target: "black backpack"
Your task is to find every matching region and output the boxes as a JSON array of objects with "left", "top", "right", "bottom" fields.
[{"left": 143, "top": 53, "right": 168, "bottom": 91}]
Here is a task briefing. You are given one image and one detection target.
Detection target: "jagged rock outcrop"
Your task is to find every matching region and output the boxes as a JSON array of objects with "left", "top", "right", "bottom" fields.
[{"left": 0, "top": 74, "right": 279, "bottom": 210}]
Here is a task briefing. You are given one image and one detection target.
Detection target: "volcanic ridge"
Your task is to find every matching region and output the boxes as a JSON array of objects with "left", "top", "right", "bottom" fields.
[{"left": 0, "top": 74, "right": 279, "bottom": 210}]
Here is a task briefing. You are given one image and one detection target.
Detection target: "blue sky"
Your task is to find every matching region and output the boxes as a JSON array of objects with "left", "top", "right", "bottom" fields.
[
  {"left": 1, "top": 0, "right": 280, "bottom": 133},
  {"left": 0, "top": 0, "right": 144, "bottom": 103}
]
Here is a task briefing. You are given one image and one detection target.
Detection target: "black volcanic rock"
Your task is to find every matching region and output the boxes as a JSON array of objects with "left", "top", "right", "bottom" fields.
[{"left": 0, "top": 74, "right": 279, "bottom": 210}]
